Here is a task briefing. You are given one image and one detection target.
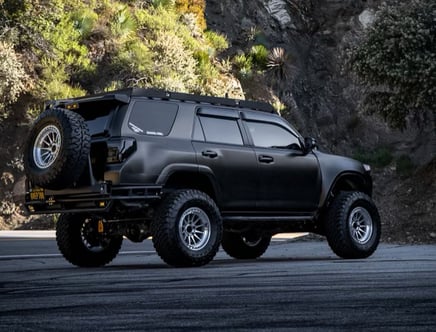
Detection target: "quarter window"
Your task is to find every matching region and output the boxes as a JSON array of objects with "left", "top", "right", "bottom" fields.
[
  {"left": 246, "top": 121, "right": 301, "bottom": 149},
  {"left": 198, "top": 116, "right": 243, "bottom": 145},
  {"left": 128, "top": 101, "right": 178, "bottom": 136}
]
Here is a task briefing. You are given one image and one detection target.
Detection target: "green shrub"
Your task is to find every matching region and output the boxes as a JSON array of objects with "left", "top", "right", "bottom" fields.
[
  {"left": 110, "top": 5, "right": 137, "bottom": 40},
  {"left": 233, "top": 53, "right": 253, "bottom": 77},
  {"left": 205, "top": 31, "right": 228, "bottom": 52},
  {"left": 149, "top": 30, "right": 199, "bottom": 92},
  {"left": 352, "top": 146, "right": 394, "bottom": 168},
  {"left": 71, "top": 8, "right": 99, "bottom": 38},
  {"left": 0, "top": 41, "right": 28, "bottom": 116},
  {"left": 250, "top": 44, "right": 269, "bottom": 69}
]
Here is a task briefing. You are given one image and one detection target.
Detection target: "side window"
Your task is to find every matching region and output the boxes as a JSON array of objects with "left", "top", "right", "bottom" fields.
[
  {"left": 246, "top": 121, "right": 301, "bottom": 149},
  {"left": 128, "top": 101, "right": 178, "bottom": 136},
  {"left": 198, "top": 116, "right": 243, "bottom": 145}
]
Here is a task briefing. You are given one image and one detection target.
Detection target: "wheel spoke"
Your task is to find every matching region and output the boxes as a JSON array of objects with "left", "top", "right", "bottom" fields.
[
  {"left": 348, "top": 207, "right": 373, "bottom": 244},
  {"left": 178, "top": 207, "right": 211, "bottom": 251},
  {"left": 33, "top": 125, "right": 62, "bottom": 169}
]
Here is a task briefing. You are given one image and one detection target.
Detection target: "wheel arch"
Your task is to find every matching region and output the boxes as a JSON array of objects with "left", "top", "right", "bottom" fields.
[
  {"left": 324, "top": 172, "right": 373, "bottom": 207},
  {"left": 157, "top": 164, "right": 220, "bottom": 204}
]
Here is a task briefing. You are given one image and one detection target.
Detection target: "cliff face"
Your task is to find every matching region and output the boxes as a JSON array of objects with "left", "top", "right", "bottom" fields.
[
  {"left": 206, "top": 0, "right": 432, "bottom": 158},
  {"left": 205, "top": 0, "right": 436, "bottom": 243}
]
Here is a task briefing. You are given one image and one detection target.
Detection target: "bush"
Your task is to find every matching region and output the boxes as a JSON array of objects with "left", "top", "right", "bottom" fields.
[
  {"left": 352, "top": 146, "right": 394, "bottom": 168},
  {"left": 233, "top": 53, "right": 253, "bottom": 78},
  {"left": 71, "top": 8, "right": 99, "bottom": 38},
  {"left": 347, "top": 0, "right": 436, "bottom": 129},
  {"left": 250, "top": 44, "right": 269, "bottom": 69},
  {"left": 149, "top": 30, "right": 199, "bottom": 92},
  {"left": 205, "top": 31, "right": 228, "bottom": 52},
  {"left": 0, "top": 41, "right": 28, "bottom": 116}
]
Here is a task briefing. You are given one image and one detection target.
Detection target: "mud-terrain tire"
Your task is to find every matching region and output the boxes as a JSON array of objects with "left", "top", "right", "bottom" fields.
[
  {"left": 325, "top": 191, "right": 381, "bottom": 259},
  {"left": 24, "top": 108, "right": 90, "bottom": 190},
  {"left": 151, "top": 190, "right": 222, "bottom": 267},
  {"left": 56, "top": 214, "right": 123, "bottom": 267},
  {"left": 222, "top": 232, "right": 271, "bottom": 259}
]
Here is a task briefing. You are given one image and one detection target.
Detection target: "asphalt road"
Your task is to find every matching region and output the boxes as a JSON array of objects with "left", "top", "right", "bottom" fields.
[{"left": 0, "top": 232, "right": 435, "bottom": 331}]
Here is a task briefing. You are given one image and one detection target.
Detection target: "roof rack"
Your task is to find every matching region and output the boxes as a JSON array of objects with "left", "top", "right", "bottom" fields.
[
  {"left": 128, "top": 88, "right": 275, "bottom": 113},
  {"left": 49, "top": 88, "right": 276, "bottom": 114}
]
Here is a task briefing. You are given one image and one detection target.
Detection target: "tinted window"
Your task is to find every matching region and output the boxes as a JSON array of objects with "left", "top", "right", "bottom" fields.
[
  {"left": 246, "top": 121, "right": 301, "bottom": 149},
  {"left": 199, "top": 116, "right": 243, "bottom": 145},
  {"left": 128, "top": 101, "right": 178, "bottom": 136}
]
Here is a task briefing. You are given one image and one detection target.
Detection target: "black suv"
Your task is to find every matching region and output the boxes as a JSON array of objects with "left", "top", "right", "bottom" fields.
[{"left": 24, "top": 88, "right": 381, "bottom": 267}]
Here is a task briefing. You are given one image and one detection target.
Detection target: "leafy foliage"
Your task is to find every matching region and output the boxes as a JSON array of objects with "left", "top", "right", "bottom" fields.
[
  {"left": 0, "top": 0, "right": 238, "bottom": 119},
  {"left": 347, "top": 0, "right": 436, "bottom": 129},
  {"left": 0, "top": 41, "right": 28, "bottom": 115},
  {"left": 250, "top": 45, "right": 268, "bottom": 69}
]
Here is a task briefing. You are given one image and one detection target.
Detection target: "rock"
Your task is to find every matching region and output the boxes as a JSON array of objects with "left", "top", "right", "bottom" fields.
[
  {"left": 430, "top": 233, "right": 436, "bottom": 239},
  {"left": 12, "top": 176, "right": 26, "bottom": 203},
  {"left": 265, "top": 0, "right": 292, "bottom": 29},
  {"left": 1, "top": 172, "right": 14, "bottom": 185},
  {"left": 358, "top": 9, "right": 375, "bottom": 28}
]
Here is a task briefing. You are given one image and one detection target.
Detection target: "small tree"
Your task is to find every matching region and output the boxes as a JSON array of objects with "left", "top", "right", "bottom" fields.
[{"left": 348, "top": 0, "right": 436, "bottom": 129}]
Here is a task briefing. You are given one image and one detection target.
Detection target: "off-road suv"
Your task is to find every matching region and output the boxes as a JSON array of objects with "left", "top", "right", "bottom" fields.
[{"left": 24, "top": 88, "right": 381, "bottom": 267}]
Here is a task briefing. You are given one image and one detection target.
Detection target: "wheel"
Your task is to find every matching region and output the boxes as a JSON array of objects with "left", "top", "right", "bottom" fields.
[
  {"left": 221, "top": 231, "right": 271, "bottom": 259},
  {"left": 56, "top": 214, "right": 123, "bottom": 267},
  {"left": 325, "top": 191, "right": 381, "bottom": 259},
  {"left": 151, "top": 190, "right": 222, "bottom": 267},
  {"left": 24, "top": 108, "right": 90, "bottom": 190}
]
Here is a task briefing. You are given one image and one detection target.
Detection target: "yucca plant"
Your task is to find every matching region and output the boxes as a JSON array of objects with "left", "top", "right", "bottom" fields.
[
  {"left": 267, "top": 47, "right": 287, "bottom": 80},
  {"left": 71, "top": 8, "right": 98, "bottom": 38},
  {"left": 111, "top": 6, "right": 137, "bottom": 40},
  {"left": 250, "top": 44, "right": 268, "bottom": 69}
]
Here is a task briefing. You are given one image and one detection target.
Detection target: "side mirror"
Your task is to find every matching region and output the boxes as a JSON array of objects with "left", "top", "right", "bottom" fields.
[{"left": 304, "top": 137, "right": 317, "bottom": 153}]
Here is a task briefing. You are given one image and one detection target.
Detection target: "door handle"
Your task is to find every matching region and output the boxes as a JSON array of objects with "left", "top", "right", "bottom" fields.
[
  {"left": 202, "top": 150, "right": 218, "bottom": 158},
  {"left": 259, "top": 155, "right": 274, "bottom": 163}
]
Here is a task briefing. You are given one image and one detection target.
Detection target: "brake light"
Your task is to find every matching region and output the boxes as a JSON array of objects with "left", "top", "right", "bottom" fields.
[{"left": 106, "top": 138, "right": 136, "bottom": 164}]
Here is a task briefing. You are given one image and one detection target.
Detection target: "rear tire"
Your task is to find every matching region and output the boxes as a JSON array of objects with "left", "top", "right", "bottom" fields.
[
  {"left": 24, "top": 108, "right": 90, "bottom": 190},
  {"left": 56, "top": 214, "right": 123, "bottom": 267},
  {"left": 151, "top": 190, "right": 222, "bottom": 267},
  {"left": 222, "top": 232, "right": 271, "bottom": 259},
  {"left": 325, "top": 191, "right": 381, "bottom": 259}
]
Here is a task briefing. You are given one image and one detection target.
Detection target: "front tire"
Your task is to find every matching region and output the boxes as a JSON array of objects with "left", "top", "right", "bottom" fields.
[
  {"left": 325, "top": 191, "right": 381, "bottom": 259},
  {"left": 56, "top": 214, "right": 123, "bottom": 267},
  {"left": 151, "top": 190, "right": 222, "bottom": 267},
  {"left": 222, "top": 232, "right": 271, "bottom": 259}
]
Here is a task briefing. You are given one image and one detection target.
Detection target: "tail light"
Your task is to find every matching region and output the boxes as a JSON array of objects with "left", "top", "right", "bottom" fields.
[{"left": 106, "top": 138, "right": 136, "bottom": 164}]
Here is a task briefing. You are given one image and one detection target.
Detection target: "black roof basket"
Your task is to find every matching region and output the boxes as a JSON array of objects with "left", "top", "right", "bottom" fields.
[{"left": 48, "top": 88, "right": 275, "bottom": 114}]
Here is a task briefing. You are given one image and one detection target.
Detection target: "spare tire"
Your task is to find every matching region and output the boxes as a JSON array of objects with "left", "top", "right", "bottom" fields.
[{"left": 24, "top": 108, "right": 90, "bottom": 190}]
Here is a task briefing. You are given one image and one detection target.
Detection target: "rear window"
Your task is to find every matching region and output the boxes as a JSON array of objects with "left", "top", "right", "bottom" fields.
[
  {"left": 128, "top": 100, "right": 178, "bottom": 136},
  {"left": 76, "top": 101, "right": 118, "bottom": 136}
]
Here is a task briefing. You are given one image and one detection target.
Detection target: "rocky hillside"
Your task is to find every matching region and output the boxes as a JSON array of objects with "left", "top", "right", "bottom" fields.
[
  {"left": 205, "top": 0, "right": 435, "bottom": 243},
  {"left": 0, "top": 0, "right": 434, "bottom": 243}
]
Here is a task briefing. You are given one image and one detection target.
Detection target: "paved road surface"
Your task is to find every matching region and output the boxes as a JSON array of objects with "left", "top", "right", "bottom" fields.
[{"left": 0, "top": 232, "right": 435, "bottom": 331}]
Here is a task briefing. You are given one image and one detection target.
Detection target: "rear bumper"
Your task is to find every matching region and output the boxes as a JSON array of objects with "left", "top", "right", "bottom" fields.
[{"left": 24, "top": 182, "right": 162, "bottom": 214}]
